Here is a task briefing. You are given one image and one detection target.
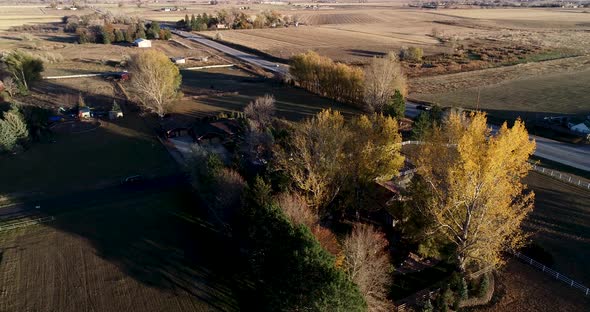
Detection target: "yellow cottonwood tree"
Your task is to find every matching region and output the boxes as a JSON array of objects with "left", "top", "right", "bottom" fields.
[
  {"left": 276, "top": 109, "right": 351, "bottom": 211},
  {"left": 415, "top": 112, "right": 535, "bottom": 272},
  {"left": 345, "top": 113, "right": 405, "bottom": 211}
]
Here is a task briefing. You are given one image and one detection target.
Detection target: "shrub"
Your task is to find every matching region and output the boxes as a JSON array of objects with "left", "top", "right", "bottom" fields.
[
  {"left": 479, "top": 273, "right": 490, "bottom": 298},
  {"left": 400, "top": 46, "right": 424, "bottom": 62}
]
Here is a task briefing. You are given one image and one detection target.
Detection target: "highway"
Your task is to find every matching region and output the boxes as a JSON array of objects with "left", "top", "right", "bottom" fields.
[
  {"left": 171, "top": 30, "right": 589, "bottom": 172},
  {"left": 171, "top": 29, "right": 289, "bottom": 76}
]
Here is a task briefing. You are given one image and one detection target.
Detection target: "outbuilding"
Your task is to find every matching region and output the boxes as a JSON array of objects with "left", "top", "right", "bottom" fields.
[
  {"left": 133, "top": 38, "right": 152, "bottom": 48},
  {"left": 79, "top": 107, "right": 91, "bottom": 119},
  {"left": 171, "top": 57, "right": 186, "bottom": 64}
]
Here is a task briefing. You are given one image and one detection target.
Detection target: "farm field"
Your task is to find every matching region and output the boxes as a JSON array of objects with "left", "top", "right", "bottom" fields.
[
  {"left": 0, "top": 188, "right": 248, "bottom": 312},
  {"left": 198, "top": 8, "right": 590, "bottom": 64},
  {"left": 523, "top": 172, "right": 590, "bottom": 285},
  {"left": 411, "top": 62, "right": 590, "bottom": 121}
]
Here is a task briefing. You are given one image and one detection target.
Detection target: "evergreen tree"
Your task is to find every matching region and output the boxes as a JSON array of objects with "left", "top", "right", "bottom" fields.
[
  {"left": 185, "top": 14, "right": 190, "bottom": 28},
  {"left": 147, "top": 21, "right": 160, "bottom": 39},
  {"left": 190, "top": 14, "right": 196, "bottom": 30},
  {"left": 383, "top": 89, "right": 405, "bottom": 118},
  {"left": 125, "top": 25, "right": 135, "bottom": 42},
  {"left": 114, "top": 29, "right": 124, "bottom": 42}
]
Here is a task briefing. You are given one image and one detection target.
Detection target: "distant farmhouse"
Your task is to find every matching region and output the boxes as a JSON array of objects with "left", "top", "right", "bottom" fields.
[{"left": 133, "top": 38, "right": 151, "bottom": 48}]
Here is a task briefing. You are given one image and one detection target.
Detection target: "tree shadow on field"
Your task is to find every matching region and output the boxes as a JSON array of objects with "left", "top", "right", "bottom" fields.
[
  {"left": 346, "top": 49, "right": 386, "bottom": 58},
  {"left": 522, "top": 172, "right": 590, "bottom": 285},
  {"left": 44, "top": 178, "right": 252, "bottom": 311}
]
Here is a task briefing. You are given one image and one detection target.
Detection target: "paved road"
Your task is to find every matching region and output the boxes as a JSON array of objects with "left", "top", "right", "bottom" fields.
[
  {"left": 171, "top": 30, "right": 589, "bottom": 172},
  {"left": 171, "top": 30, "right": 289, "bottom": 76},
  {"left": 405, "top": 102, "right": 590, "bottom": 171}
]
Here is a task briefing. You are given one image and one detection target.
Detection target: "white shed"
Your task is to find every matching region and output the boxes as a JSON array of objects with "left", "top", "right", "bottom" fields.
[
  {"left": 133, "top": 38, "right": 152, "bottom": 48},
  {"left": 171, "top": 57, "right": 186, "bottom": 64}
]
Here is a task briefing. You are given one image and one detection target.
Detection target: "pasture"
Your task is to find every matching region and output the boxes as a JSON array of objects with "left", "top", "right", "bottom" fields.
[{"left": 411, "top": 63, "right": 590, "bottom": 120}]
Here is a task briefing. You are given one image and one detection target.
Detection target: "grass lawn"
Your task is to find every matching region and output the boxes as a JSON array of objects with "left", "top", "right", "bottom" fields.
[
  {"left": 0, "top": 187, "right": 250, "bottom": 312},
  {"left": 0, "top": 115, "right": 177, "bottom": 199}
]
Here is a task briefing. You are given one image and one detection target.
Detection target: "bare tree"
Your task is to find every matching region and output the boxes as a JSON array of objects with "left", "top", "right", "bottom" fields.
[
  {"left": 2, "top": 77, "right": 18, "bottom": 97},
  {"left": 127, "top": 50, "right": 181, "bottom": 117},
  {"left": 343, "top": 224, "right": 393, "bottom": 312},
  {"left": 278, "top": 192, "right": 317, "bottom": 227},
  {"left": 363, "top": 52, "right": 406, "bottom": 113},
  {"left": 244, "top": 94, "right": 276, "bottom": 131}
]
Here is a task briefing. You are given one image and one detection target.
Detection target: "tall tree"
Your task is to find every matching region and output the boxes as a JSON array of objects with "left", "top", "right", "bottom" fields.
[
  {"left": 1, "top": 51, "right": 44, "bottom": 92},
  {"left": 114, "top": 29, "right": 124, "bottom": 42},
  {"left": 383, "top": 89, "right": 405, "bottom": 119},
  {"left": 363, "top": 52, "right": 406, "bottom": 113},
  {"left": 147, "top": 21, "right": 160, "bottom": 39},
  {"left": 414, "top": 111, "right": 535, "bottom": 272},
  {"left": 345, "top": 113, "right": 404, "bottom": 211},
  {"left": 276, "top": 109, "right": 350, "bottom": 212},
  {"left": 344, "top": 224, "right": 393, "bottom": 312},
  {"left": 244, "top": 94, "right": 275, "bottom": 131},
  {"left": 127, "top": 50, "right": 182, "bottom": 117},
  {"left": 276, "top": 110, "right": 404, "bottom": 214},
  {"left": 0, "top": 104, "right": 29, "bottom": 152}
]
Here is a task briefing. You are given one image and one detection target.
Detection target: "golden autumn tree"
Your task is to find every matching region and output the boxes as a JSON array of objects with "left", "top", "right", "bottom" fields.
[
  {"left": 127, "top": 50, "right": 182, "bottom": 117},
  {"left": 414, "top": 111, "right": 535, "bottom": 272},
  {"left": 276, "top": 110, "right": 404, "bottom": 214},
  {"left": 345, "top": 113, "right": 405, "bottom": 211},
  {"left": 276, "top": 109, "right": 351, "bottom": 212}
]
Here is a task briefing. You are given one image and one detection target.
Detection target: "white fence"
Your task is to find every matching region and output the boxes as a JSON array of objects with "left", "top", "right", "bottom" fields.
[
  {"left": 513, "top": 251, "right": 590, "bottom": 296},
  {"left": 531, "top": 164, "right": 590, "bottom": 189}
]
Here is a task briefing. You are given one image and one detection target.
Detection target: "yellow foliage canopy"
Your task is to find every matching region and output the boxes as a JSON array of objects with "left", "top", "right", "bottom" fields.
[{"left": 416, "top": 112, "right": 535, "bottom": 272}]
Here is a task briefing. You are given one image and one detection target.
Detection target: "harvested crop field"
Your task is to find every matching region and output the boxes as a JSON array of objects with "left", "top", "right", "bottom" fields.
[
  {"left": 0, "top": 188, "right": 246, "bottom": 312},
  {"left": 410, "top": 56, "right": 590, "bottom": 120},
  {"left": 198, "top": 7, "right": 590, "bottom": 64}
]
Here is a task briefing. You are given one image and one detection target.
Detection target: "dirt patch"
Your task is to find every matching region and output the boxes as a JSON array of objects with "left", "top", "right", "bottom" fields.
[{"left": 475, "top": 260, "right": 590, "bottom": 312}]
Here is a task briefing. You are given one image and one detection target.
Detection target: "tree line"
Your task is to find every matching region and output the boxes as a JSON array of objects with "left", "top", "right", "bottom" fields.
[
  {"left": 178, "top": 9, "right": 289, "bottom": 31},
  {"left": 77, "top": 21, "right": 171, "bottom": 45},
  {"left": 289, "top": 51, "right": 407, "bottom": 117}
]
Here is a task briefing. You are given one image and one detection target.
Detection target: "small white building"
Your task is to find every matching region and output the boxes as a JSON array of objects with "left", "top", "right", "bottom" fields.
[
  {"left": 133, "top": 38, "right": 152, "bottom": 48},
  {"left": 171, "top": 57, "right": 186, "bottom": 64}
]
